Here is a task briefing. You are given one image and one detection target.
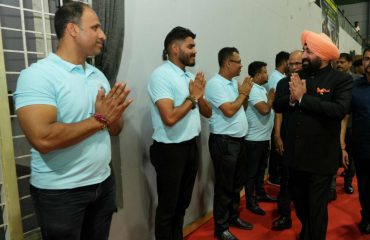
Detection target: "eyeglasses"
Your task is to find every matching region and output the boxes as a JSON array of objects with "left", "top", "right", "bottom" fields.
[
  {"left": 288, "top": 62, "right": 302, "bottom": 67},
  {"left": 229, "top": 59, "right": 242, "bottom": 64}
]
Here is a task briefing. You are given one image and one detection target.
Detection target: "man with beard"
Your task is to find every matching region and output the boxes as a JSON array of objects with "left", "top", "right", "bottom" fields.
[
  {"left": 148, "top": 26, "right": 211, "bottom": 240},
  {"left": 14, "top": 2, "right": 131, "bottom": 239},
  {"left": 274, "top": 31, "right": 352, "bottom": 240},
  {"left": 327, "top": 52, "right": 360, "bottom": 200},
  {"left": 266, "top": 51, "right": 290, "bottom": 190},
  {"left": 350, "top": 47, "right": 370, "bottom": 234},
  {"left": 206, "top": 47, "right": 253, "bottom": 240},
  {"left": 272, "top": 50, "right": 303, "bottom": 231}
]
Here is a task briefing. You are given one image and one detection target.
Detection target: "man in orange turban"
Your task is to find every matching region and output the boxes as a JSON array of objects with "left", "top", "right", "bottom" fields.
[
  {"left": 274, "top": 30, "right": 353, "bottom": 240},
  {"left": 301, "top": 30, "right": 339, "bottom": 61}
]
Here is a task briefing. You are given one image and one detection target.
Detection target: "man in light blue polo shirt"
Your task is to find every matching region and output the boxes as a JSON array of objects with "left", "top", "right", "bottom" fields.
[
  {"left": 148, "top": 26, "right": 211, "bottom": 240},
  {"left": 265, "top": 51, "right": 289, "bottom": 91},
  {"left": 266, "top": 51, "right": 290, "bottom": 187},
  {"left": 244, "top": 61, "right": 275, "bottom": 216},
  {"left": 14, "top": 2, "right": 132, "bottom": 239},
  {"left": 206, "top": 47, "right": 253, "bottom": 240}
]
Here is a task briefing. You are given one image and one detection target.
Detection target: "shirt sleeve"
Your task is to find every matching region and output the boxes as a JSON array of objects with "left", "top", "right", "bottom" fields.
[
  {"left": 249, "top": 86, "right": 266, "bottom": 106},
  {"left": 148, "top": 71, "right": 174, "bottom": 103},
  {"left": 206, "top": 81, "right": 231, "bottom": 108},
  {"left": 14, "top": 67, "right": 57, "bottom": 110}
]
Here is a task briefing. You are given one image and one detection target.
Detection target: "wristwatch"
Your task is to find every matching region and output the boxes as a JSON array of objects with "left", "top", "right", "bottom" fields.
[{"left": 186, "top": 96, "right": 198, "bottom": 109}]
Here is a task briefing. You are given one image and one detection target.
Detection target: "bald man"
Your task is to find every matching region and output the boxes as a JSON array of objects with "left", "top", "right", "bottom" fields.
[
  {"left": 272, "top": 50, "right": 303, "bottom": 231},
  {"left": 274, "top": 31, "right": 352, "bottom": 240}
]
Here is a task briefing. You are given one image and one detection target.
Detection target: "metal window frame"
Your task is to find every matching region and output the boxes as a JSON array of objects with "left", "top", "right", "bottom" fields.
[
  {"left": 0, "top": 0, "right": 59, "bottom": 239},
  {"left": 0, "top": 23, "right": 24, "bottom": 240}
]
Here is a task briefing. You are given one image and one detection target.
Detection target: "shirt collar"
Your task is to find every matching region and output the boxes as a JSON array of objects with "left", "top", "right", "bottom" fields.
[
  {"left": 273, "top": 69, "right": 286, "bottom": 78},
  {"left": 253, "top": 82, "right": 266, "bottom": 90},
  {"left": 48, "top": 53, "right": 96, "bottom": 76},
  {"left": 166, "top": 60, "right": 190, "bottom": 78},
  {"left": 217, "top": 73, "right": 234, "bottom": 85}
]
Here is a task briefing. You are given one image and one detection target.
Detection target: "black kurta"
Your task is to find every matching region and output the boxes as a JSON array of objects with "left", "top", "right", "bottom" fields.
[{"left": 274, "top": 65, "right": 352, "bottom": 175}]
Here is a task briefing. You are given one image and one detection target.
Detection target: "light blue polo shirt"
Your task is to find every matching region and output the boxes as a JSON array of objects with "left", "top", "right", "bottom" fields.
[
  {"left": 148, "top": 60, "right": 201, "bottom": 143},
  {"left": 14, "top": 53, "right": 111, "bottom": 189},
  {"left": 205, "top": 74, "right": 248, "bottom": 137},
  {"left": 264, "top": 69, "right": 285, "bottom": 91},
  {"left": 245, "top": 84, "right": 274, "bottom": 141}
]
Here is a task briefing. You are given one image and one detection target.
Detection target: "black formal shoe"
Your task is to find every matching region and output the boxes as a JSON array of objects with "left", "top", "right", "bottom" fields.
[
  {"left": 328, "top": 190, "right": 337, "bottom": 202},
  {"left": 215, "top": 230, "right": 238, "bottom": 240},
  {"left": 359, "top": 220, "right": 370, "bottom": 234},
  {"left": 344, "top": 184, "right": 354, "bottom": 194},
  {"left": 256, "top": 194, "right": 277, "bottom": 202},
  {"left": 272, "top": 216, "right": 292, "bottom": 230},
  {"left": 229, "top": 218, "right": 253, "bottom": 230},
  {"left": 247, "top": 204, "right": 266, "bottom": 215}
]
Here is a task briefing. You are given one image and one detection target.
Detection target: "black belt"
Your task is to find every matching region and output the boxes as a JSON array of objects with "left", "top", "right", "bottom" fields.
[
  {"left": 154, "top": 137, "right": 197, "bottom": 145},
  {"left": 210, "top": 133, "right": 244, "bottom": 142}
]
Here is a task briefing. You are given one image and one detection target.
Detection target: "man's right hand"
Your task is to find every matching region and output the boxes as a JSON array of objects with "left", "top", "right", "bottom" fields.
[
  {"left": 95, "top": 82, "right": 132, "bottom": 123},
  {"left": 189, "top": 72, "right": 205, "bottom": 100},
  {"left": 274, "top": 135, "right": 284, "bottom": 155},
  {"left": 342, "top": 149, "right": 349, "bottom": 169},
  {"left": 267, "top": 88, "right": 276, "bottom": 103},
  {"left": 239, "top": 76, "right": 253, "bottom": 96}
]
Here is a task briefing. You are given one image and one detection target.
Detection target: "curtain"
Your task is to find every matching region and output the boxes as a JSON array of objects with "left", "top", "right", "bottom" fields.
[
  {"left": 91, "top": 0, "right": 125, "bottom": 209},
  {"left": 92, "top": 0, "right": 125, "bottom": 86}
]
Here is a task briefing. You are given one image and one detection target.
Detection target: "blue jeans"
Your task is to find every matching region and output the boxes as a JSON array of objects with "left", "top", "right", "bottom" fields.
[{"left": 30, "top": 175, "right": 117, "bottom": 240}]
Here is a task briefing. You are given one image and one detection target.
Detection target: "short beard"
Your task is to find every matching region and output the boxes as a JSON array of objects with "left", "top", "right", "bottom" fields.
[
  {"left": 302, "top": 57, "right": 322, "bottom": 73},
  {"left": 179, "top": 51, "right": 195, "bottom": 67}
]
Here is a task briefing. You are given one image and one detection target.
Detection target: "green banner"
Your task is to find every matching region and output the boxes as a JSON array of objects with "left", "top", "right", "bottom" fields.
[{"left": 321, "top": 0, "right": 339, "bottom": 46}]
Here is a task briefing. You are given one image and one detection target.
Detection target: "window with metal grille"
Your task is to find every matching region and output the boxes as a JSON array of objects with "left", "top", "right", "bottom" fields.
[{"left": 0, "top": 0, "right": 68, "bottom": 239}]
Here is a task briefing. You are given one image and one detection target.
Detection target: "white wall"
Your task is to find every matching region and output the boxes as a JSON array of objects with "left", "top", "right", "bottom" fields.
[
  {"left": 338, "top": 25, "right": 363, "bottom": 54},
  {"left": 109, "top": 1, "right": 362, "bottom": 239}
]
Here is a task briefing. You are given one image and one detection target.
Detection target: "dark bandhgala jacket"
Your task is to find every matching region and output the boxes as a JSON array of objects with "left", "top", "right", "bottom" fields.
[{"left": 274, "top": 65, "right": 352, "bottom": 175}]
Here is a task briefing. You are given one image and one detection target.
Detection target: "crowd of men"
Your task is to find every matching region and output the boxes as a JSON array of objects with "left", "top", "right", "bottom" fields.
[
  {"left": 12, "top": 2, "right": 370, "bottom": 240},
  {"left": 147, "top": 27, "right": 370, "bottom": 240}
]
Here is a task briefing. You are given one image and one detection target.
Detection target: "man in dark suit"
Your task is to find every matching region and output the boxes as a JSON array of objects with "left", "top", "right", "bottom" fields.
[
  {"left": 351, "top": 47, "right": 370, "bottom": 234},
  {"left": 273, "top": 30, "right": 352, "bottom": 240}
]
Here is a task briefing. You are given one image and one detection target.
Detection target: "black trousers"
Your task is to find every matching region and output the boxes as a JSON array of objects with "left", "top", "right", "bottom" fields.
[
  {"left": 269, "top": 131, "right": 282, "bottom": 181},
  {"left": 150, "top": 138, "right": 199, "bottom": 240},
  {"left": 343, "top": 128, "right": 355, "bottom": 184},
  {"left": 353, "top": 157, "right": 370, "bottom": 222},
  {"left": 289, "top": 169, "right": 332, "bottom": 240},
  {"left": 244, "top": 140, "right": 269, "bottom": 205},
  {"left": 209, "top": 134, "right": 246, "bottom": 235},
  {"left": 277, "top": 164, "right": 291, "bottom": 217}
]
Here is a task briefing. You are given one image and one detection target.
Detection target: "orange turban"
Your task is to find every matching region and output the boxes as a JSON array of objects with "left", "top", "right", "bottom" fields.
[{"left": 301, "top": 30, "right": 339, "bottom": 61}]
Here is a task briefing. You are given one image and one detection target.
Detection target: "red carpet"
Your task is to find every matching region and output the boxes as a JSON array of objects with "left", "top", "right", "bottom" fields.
[{"left": 186, "top": 172, "right": 370, "bottom": 240}]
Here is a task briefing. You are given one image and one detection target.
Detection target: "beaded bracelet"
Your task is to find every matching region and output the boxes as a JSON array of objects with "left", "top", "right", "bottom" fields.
[{"left": 93, "top": 114, "right": 110, "bottom": 130}]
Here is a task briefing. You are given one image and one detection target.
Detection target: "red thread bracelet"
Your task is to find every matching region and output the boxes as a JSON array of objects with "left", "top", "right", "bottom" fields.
[{"left": 93, "top": 114, "right": 110, "bottom": 130}]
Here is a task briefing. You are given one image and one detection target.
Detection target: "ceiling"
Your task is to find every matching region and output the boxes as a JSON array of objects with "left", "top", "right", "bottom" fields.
[{"left": 336, "top": 0, "right": 368, "bottom": 5}]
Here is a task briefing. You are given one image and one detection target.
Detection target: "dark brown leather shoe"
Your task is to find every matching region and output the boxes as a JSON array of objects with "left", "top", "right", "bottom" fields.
[
  {"left": 247, "top": 204, "right": 266, "bottom": 215},
  {"left": 272, "top": 216, "right": 292, "bottom": 230},
  {"left": 229, "top": 218, "right": 253, "bottom": 230},
  {"left": 215, "top": 230, "right": 238, "bottom": 240},
  {"left": 344, "top": 184, "right": 354, "bottom": 194}
]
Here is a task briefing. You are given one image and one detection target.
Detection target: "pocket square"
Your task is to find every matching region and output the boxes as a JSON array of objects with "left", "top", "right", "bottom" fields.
[{"left": 317, "top": 87, "right": 330, "bottom": 95}]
